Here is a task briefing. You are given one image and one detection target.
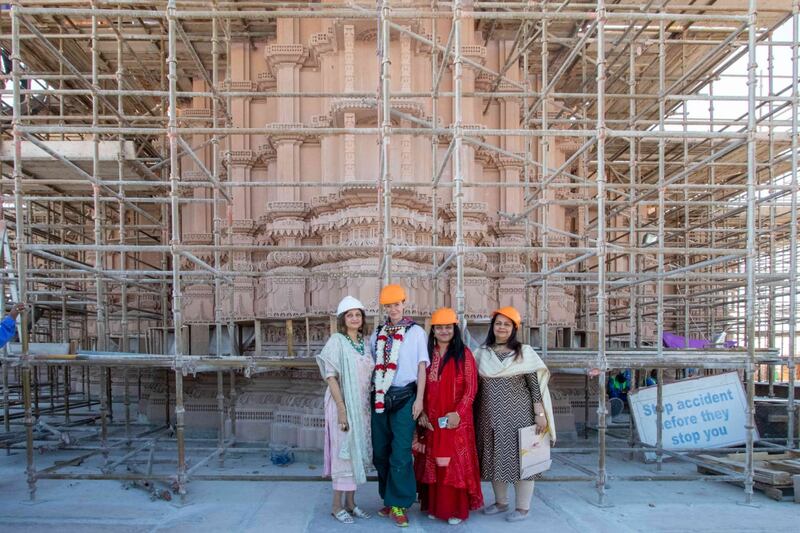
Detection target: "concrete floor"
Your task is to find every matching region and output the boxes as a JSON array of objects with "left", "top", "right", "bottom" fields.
[{"left": 0, "top": 435, "right": 794, "bottom": 533}]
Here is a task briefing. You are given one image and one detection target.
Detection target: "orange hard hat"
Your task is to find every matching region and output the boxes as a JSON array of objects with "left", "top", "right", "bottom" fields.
[
  {"left": 492, "top": 306, "right": 522, "bottom": 327},
  {"left": 379, "top": 284, "right": 406, "bottom": 305},
  {"left": 430, "top": 307, "right": 458, "bottom": 326}
]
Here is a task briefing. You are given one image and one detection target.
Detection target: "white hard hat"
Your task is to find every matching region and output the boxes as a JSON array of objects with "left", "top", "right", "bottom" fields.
[{"left": 336, "top": 296, "right": 365, "bottom": 316}]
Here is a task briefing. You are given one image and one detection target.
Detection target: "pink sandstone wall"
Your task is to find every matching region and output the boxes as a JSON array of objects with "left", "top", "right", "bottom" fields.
[{"left": 178, "top": 10, "right": 586, "bottom": 338}]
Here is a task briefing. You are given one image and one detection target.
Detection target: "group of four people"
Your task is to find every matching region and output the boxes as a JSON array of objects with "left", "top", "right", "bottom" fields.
[{"left": 315, "top": 284, "right": 555, "bottom": 527}]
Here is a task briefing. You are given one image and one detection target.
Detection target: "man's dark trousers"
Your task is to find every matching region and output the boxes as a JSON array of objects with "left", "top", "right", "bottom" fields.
[{"left": 371, "top": 395, "right": 416, "bottom": 508}]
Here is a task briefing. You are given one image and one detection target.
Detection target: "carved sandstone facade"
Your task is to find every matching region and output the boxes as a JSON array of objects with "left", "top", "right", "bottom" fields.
[{"left": 179, "top": 13, "right": 583, "bottom": 334}]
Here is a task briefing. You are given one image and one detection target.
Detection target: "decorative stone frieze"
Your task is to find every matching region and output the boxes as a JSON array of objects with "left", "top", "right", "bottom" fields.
[
  {"left": 265, "top": 43, "right": 308, "bottom": 74},
  {"left": 223, "top": 150, "right": 258, "bottom": 168},
  {"left": 474, "top": 71, "right": 494, "bottom": 92},
  {"left": 400, "top": 29, "right": 412, "bottom": 93},
  {"left": 310, "top": 114, "right": 332, "bottom": 128},
  {"left": 474, "top": 147, "right": 496, "bottom": 167},
  {"left": 266, "top": 122, "right": 306, "bottom": 144},
  {"left": 344, "top": 113, "right": 356, "bottom": 181},
  {"left": 256, "top": 142, "right": 276, "bottom": 164},
  {"left": 309, "top": 26, "right": 338, "bottom": 57},
  {"left": 458, "top": 44, "right": 487, "bottom": 72},
  {"left": 183, "top": 284, "right": 214, "bottom": 325},
  {"left": 495, "top": 153, "right": 528, "bottom": 170},
  {"left": 183, "top": 233, "right": 213, "bottom": 245},
  {"left": 355, "top": 28, "right": 377, "bottom": 42},
  {"left": 179, "top": 108, "right": 211, "bottom": 126},
  {"left": 256, "top": 71, "right": 277, "bottom": 92},
  {"left": 222, "top": 80, "right": 258, "bottom": 94},
  {"left": 343, "top": 25, "right": 355, "bottom": 92},
  {"left": 228, "top": 218, "right": 257, "bottom": 236},
  {"left": 263, "top": 201, "right": 308, "bottom": 238}
]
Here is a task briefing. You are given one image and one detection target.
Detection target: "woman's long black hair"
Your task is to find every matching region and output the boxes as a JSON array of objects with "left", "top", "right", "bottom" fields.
[
  {"left": 483, "top": 314, "right": 523, "bottom": 361},
  {"left": 428, "top": 324, "right": 465, "bottom": 376}
]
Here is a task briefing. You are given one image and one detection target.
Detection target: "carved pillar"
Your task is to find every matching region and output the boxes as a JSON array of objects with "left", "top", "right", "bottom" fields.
[
  {"left": 343, "top": 25, "right": 355, "bottom": 93},
  {"left": 181, "top": 78, "right": 213, "bottom": 234},
  {"left": 263, "top": 202, "right": 309, "bottom": 317},
  {"left": 310, "top": 25, "right": 338, "bottom": 185},
  {"left": 456, "top": 38, "right": 485, "bottom": 202},
  {"left": 400, "top": 119, "right": 412, "bottom": 180},
  {"left": 343, "top": 113, "right": 356, "bottom": 181},
  {"left": 219, "top": 150, "right": 258, "bottom": 321},
  {"left": 266, "top": 38, "right": 308, "bottom": 203},
  {"left": 498, "top": 155, "right": 524, "bottom": 217}
]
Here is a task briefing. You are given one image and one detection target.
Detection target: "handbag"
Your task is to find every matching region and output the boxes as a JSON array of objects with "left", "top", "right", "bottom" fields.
[
  {"left": 518, "top": 425, "right": 552, "bottom": 478},
  {"left": 376, "top": 382, "right": 416, "bottom": 413}
]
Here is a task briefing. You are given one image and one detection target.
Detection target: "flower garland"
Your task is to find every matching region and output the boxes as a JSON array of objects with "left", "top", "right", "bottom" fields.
[{"left": 372, "top": 320, "right": 412, "bottom": 413}]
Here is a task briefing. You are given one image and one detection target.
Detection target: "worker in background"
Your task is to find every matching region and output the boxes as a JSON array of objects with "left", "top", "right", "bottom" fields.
[
  {"left": 608, "top": 371, "right": 630, "bottom": 403},
  {"left": 0, "top": 303, "right": 25, "bottom": 349},
  {"left": 645, "top": 369, "right": 658, "bottom": 387}
]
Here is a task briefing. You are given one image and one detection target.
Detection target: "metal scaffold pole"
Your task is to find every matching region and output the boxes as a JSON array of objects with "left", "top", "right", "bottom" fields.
[
  {"left": 655, "top": 2, "right": 667, "bottom": 474},
  {"left": 166, "top": 0, "right": 187, "bottom": 500},
  {"left": 452, "top": 0, "right": 465, "bottom": 318},
  {"left": 743, "top": 0, "right": 758, "bottom": 505},
  {"left": 788, "top": 0, "right": 799, "bottom": 450},
  {"left": 10, "top": 0, "right": 36, "bottom": 501},
  {"left": 595, "top": 0, "right": 609, "bottom": 506},
  {"left": 379, "top": 0, "right": 392, "bottom": 287}
]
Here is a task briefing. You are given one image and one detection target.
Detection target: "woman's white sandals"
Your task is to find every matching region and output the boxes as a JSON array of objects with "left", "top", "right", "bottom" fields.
[
  {"left": 332, "top": 509, "right": 354, "bottom": 524},
  {"left": 448, "top": 518, "right": 463, "bottom": 525},
  {"left": 348, "top": 506, "right": 372, "bottom": 519}
]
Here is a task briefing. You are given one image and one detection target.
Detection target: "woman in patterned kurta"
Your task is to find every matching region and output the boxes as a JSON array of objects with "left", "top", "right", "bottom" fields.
[
  {"left": 415, "top": 308, "right": 483, "bottom": 525},
  {"left": 477, "top": 352, "right": 542, "bottom": 481},
  {"left": 473, "top": 306, "right": 556, "bottom": 523}
]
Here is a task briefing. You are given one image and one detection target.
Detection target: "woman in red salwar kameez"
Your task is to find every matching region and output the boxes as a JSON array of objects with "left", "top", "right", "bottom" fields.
[{"left": 416, "top": 307, "right": 484, "bottom": 525}]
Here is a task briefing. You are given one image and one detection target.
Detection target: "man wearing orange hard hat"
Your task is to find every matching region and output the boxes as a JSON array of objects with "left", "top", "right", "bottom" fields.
[{"left": 370, "top": 284, "right": 429, "bottom": 527}]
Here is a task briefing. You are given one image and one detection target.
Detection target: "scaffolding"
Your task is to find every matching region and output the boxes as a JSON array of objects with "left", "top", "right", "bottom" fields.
[{"left": 0, "top": 0, "right": 798, "bottom": 506}]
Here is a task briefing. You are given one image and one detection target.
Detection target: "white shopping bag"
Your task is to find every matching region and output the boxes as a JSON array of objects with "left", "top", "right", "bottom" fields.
[{"left": 518, "top": 425, "right": 552, "bottom": 478}]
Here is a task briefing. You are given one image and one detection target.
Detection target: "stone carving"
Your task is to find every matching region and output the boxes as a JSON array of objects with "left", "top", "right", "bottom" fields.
[
  {"left": 310, "top": 26, "right": 337, "bottom": 57},
  {"left": 400, "top": 29, "right": 411, "bottom": 93},
  {"left": 174, "top": 14, "right": 583, "bottom": 351},
  {"left": 344, "top": 25, "right": 355, "bottom": 93},
  {"left": 256, "top": 71, "right": 277, "bottom": 92},
  {"left": 265, "top": 43, "right": 309, "bottom": 74},
  {"left": 343, "top": 112, "right": 356, "bottom": 181}
]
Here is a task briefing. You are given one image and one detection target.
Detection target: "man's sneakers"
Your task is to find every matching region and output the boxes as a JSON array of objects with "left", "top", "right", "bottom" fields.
[
  {"left": 389, "top": 507, "right": 409, "bottom": 527},
  {"left": 378, "top": 505, "right": 409, "bottom": 527}
]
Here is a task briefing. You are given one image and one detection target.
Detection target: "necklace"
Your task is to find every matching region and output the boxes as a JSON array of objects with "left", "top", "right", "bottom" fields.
[{"left": 345, "top": 333, "right": 365, "bottom": 356}]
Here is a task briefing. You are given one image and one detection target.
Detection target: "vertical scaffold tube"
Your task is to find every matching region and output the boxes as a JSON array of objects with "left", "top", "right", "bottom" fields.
[
  {"left": 787, "top": 0, "right": 799, "bottom": 450},
  {"left": 166, "top": 0, "right": 187, "bottom": 499},
  {"left": 452, "top": 0, "right": 465, "bottom": 318},
  {"left": 743, "top": 0, "right": 758, "bottom": 504},
  {"left": 379, "top": 0, "right": 392, "bottom": 286},
  {"left": 11, "top": 0, "right": 36, "bottom": 501},
  {"left": 595, "top": 0, "right": 609, "bottom": 506}
]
